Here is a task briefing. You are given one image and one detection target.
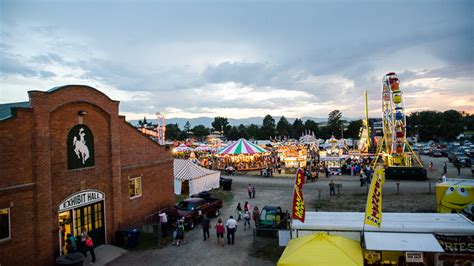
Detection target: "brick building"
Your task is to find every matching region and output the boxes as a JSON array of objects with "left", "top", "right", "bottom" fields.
[{"left": 0, "top": 85, "right": 175, "bottom": 265}]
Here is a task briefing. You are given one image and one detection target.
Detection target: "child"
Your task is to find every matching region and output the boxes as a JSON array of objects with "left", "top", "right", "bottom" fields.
[
  {"left": 85, "top": 236, "right": 96, "bottom": 263},
  {"left": 243, "top": 210, "right": 251, "bottom": 230},
  {"left": 176, "top": 220, "right": 185, "bottom": 246},
  {"left": 235, "top": 203, "right": 242, "bottom": 221}
]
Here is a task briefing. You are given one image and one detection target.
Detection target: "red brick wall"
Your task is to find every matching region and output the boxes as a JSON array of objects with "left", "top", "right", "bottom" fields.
[
  {"left": 0, "top": 109, "right": 36, "bottom": 266},
  {"left": 0, "top": 189, "right": 36, "bottom": 266},
  {"left": 119, "top": 119, "right": 175, "bottom": 227},
  {"left": 0, "top": 85, "right": 175, "bottom": 265},
  {"left": 49, "top": 102, "right": 114, "bottom": 256},
  {"left": 0, "top": 109, "right": 34, "bottom": 188}
]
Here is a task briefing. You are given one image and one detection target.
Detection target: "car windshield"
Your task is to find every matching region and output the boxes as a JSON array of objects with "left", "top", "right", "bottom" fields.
[{"left": 176, "top": 201, "right": 196, "bottom": 211}]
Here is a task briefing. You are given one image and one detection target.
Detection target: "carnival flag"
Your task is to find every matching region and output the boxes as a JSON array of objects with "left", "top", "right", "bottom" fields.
[
  {"left": 364, "top": 168, "right": 385, "bottom": 228},
  {"left": 292, "top": 168, "right": 305, "bottom": 223}
]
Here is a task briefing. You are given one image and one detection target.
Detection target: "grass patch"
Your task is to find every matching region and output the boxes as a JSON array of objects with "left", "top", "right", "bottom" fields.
[
  {"left": 210, "top": 187, "right": 234, "bottom": 203},
  {"left": 312, "top": 192, "right": 437, "bottom": 213},
  {"left": 131, "top": 232, "right": 174, "bottom": 251},
  {"left": 251, "top": 237, "right": 285, "bottom": 263}
]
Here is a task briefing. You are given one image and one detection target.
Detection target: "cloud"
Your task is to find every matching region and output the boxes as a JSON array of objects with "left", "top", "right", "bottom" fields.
[{"left": 0, "top": 0, "right": 472, "bottom": 119}]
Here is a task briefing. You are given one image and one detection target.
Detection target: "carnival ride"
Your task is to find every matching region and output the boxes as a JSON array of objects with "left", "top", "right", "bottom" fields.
[
  {"left": 372, "top": 72, "right": 426, "bottom": 180},
  {"left": 359, "top": 90, "right": 375, "bottom": 154}
]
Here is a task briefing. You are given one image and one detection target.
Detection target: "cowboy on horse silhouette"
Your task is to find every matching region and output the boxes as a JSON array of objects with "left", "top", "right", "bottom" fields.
[{"left": 73, "top": 128, "right": 90, "bottom": 164}]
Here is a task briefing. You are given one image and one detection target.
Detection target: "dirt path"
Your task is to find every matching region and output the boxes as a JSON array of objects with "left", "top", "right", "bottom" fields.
[{"left": 109, "top": 155, "right": 472, "bottom": 265}]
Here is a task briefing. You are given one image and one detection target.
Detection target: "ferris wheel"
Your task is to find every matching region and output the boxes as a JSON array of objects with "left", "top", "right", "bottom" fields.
[{"left": 381, "top": 72, "right": 406, "bottom": 157}]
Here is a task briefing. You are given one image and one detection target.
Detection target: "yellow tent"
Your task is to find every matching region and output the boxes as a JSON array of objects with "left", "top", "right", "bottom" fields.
[{"left": 278, "top": 233, "right": 363, "bottom": 266}]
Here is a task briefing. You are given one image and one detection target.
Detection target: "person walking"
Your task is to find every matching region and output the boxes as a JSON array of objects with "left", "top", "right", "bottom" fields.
[
  {"left": 243, "top": 210, "right": 251, "bottom": 230},
  {"left": 176, "top": 219, "right": 186, "bottom": 246},
  {"left": 85, "top": 236, "right": 96, "bottom": 263},
  {"left": 235, "top": 203, "right": 242, "bottom": 221},
  {"left": 66, "top": 233, "right": 78, "bottom": 252},
  {"left": 252, "top": 206, "right": 260, "bottom": 227},
  {"left": 244, "top": 201, "right": 250, "bottom": 212},
  {"left": 429, "top": 162, "right": 434, "bottom": 172},
  {"left": 80, "top": 228, "right": 88, "bottom": 258},
  {"left": 455, "top": 159, "right": 461, "bottom": 175},
  {"left": 443, "top": 162, "right": 447, "bottom": 174},
  {"left": 252, "top": 186, "right": 256, "bottom": 199},
  {"left": 202, "top": 216, "right": 211, "bottom": 241},
  {"left": 247, "top": 184, "right": 252, "bottom": 199},
  {"left": 226, "top": 216, "right": 237, "bottom": 245},
  {"left": 215, "top": 218, "right": 225, "bottom": 246},
  {"left": 329, "top": 180, "right": 336, "bottom": 196}
]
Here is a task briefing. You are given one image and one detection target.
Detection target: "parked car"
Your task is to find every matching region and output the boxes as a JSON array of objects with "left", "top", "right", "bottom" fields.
[
  {"left": 430, "top": 150, "right": 442, "bottom": 157},
  {"left": 456, "top": 156, "right": 472, "bottom": 168},
  {"left": 448, "top": 151, "right": 465, "bottom": 162},
  {"left": 171, "top": 193, "right": 223, "bottom": 229}
]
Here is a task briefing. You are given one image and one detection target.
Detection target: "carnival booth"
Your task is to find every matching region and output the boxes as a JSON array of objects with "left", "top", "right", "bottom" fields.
[
  {"left": 278, "top": 232, "right": 363, "bottom": 266},
  {"left": 173, "top": 143, "right": 192, "bottom": 159},
  {"left": 292, "top": 212, "right": 474, "bottom": 265},
  {"left": 217, "top": 138, "right": 269, "bottom": 171},
  {"left": 319, "top": 136, "right": 346, "bottom": 175},
  {"left": 173, "top": 159, "right": 220, "bottom": 196},
  {"left": 277, "top": 142, "right": 307, "bottom": 171}
]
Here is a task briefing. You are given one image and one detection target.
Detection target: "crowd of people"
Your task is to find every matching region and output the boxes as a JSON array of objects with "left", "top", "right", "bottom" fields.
[
  {"left": 168, "top": 184, "right": 263, "bottom": 247},
  {"left": 59, "top": 226, "right": 96, "bottom": 263}
]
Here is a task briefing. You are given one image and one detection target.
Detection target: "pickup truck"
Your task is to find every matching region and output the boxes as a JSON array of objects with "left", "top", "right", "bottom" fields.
[{"left": 172, "top": 195, "right": 223, "bottom": 229}]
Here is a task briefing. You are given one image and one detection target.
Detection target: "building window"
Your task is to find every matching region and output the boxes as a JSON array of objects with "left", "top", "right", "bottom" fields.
[
  {"left": 129, "top": 176, "right": 142, "bottom": 199},
  {"left": 0, "top": 208, "right": 11, "bottom": 241}
]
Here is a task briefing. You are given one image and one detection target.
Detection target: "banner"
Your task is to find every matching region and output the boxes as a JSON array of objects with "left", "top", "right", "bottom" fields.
[
  {"left": 292, "top": 168, "right": 305, "bottom": 223},
  {"left": 365, "top": 168, "right": 385, "bottom": 227}
]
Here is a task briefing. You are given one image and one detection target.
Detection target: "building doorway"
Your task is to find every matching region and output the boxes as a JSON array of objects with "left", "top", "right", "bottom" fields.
[{"left": 58, "top": 190, "right": 106, "bottom": 255}]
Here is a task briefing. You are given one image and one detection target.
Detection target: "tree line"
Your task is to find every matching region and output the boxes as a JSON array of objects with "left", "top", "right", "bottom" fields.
[
  {"left": 138, "top": 109, "right": 472, "bottom": 142},
  {"left": 406, "top": 110, "right": 473, "bottom": 142},
  {"left": 163, "top": 110, "right": 361, "bottom": 141}
]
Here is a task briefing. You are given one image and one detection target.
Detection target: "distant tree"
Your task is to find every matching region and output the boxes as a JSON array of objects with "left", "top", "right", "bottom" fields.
[
  {"left": 276, "top": 116, "right": 292, "bottom": 138},
  {"left": 226, "top": 126, "right": 240, "bottom": 140},
  {"left": 318, "top": 125, "right": 331, "bottom": 139},
  {"left": 237, "top": 124, "right": 249, "bottom": 139},
  {"left": 439, "top": 110, "right": 464, "bottom": 140},
  {"left": 246, "top": 124, "right": 260, "bottom": 139},
  {"left": 304, "top": 119, "right": 320, "bottom": 137},
  {"left": 184, "top": 121, "right": 191, "bottom": 133},
  {"left": 292, "top": 118, "right": 305, "bottom": 139},
  {"left": 327, "top": 110, "right": 343, "bottom": 138},
  {"left": 407, "top": 111, "right": 441, "bottom": 141},
  {"left": 165, "top": 123, "right": 182, "bottom": 140},
  {"left": 345, "top": 119, "right": 363, "bottom": 139},
  {"left": 463, "top": 112, "right": 474, "bottom": 131},
  {"left": 211, "top": 117, "right": 230, "bottom": 135},
  {"left": 260, "top": 115, "right": 276, "bottom": 139},
  {"left": 192, "top": 125, "right": 210, "bottom": 141}
]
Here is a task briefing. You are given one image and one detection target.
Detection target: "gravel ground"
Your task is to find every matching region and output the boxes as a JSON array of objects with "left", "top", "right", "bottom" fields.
[{"left": 109, "top": 155, "right": 472, "bottom": 266}]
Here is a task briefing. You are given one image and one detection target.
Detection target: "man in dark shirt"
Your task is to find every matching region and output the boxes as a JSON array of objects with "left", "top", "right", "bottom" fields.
[{"left": 202, "top": 216, "right": 210, "bottom": 241}]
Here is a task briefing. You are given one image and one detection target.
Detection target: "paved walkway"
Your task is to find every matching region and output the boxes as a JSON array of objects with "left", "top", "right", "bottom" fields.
[{"left": 83, "top": 245, "right": 127, "bottom": 265}]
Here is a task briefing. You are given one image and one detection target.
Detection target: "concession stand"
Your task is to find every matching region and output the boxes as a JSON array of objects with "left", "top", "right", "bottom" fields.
[{"left": 292, "top": 212, "right": 474, "bottom": 265}]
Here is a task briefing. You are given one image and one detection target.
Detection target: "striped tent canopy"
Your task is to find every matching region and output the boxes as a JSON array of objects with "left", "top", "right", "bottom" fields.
[
  {"left": 173, "top": 159, "right": 220, "bottom": 195},
  {"left": 218, "top": 138, "right": 268, "bottom": 155},
  {"left": 176, "top": 144, "right": 191, "bottom": 152},
  {"left": 174, "top": 159, "right": 216, "bottom": 180}
]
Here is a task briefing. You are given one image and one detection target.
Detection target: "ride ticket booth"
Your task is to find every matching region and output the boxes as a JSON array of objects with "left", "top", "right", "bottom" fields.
[{"left": 58, "top": 189, "right": 106, "bottom": 255}]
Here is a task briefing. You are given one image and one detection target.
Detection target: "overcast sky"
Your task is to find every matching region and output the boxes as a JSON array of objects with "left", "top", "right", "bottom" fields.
[{"left": 1, "top": 0, "right": 472, "bottom": 120}]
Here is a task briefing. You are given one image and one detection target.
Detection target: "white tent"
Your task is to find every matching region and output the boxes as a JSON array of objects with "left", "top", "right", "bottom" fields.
[{"left": 173, "top": 159, "right": 220, "bottom": 196}]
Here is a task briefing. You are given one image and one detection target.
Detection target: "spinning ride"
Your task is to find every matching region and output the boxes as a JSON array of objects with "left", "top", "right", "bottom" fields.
[{"left": 373, "top": 72, "right": 426, "bottom": 180}]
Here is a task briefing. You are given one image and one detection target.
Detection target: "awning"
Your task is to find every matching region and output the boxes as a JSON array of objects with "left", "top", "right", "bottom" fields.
[{"left": 364, "top": 232, "right": 444, "bottom": 252}]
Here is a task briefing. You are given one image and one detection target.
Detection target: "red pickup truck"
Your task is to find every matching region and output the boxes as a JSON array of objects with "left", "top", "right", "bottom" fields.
[{"left": 172, "top": 196, "right": 223, "bottom": 229}]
